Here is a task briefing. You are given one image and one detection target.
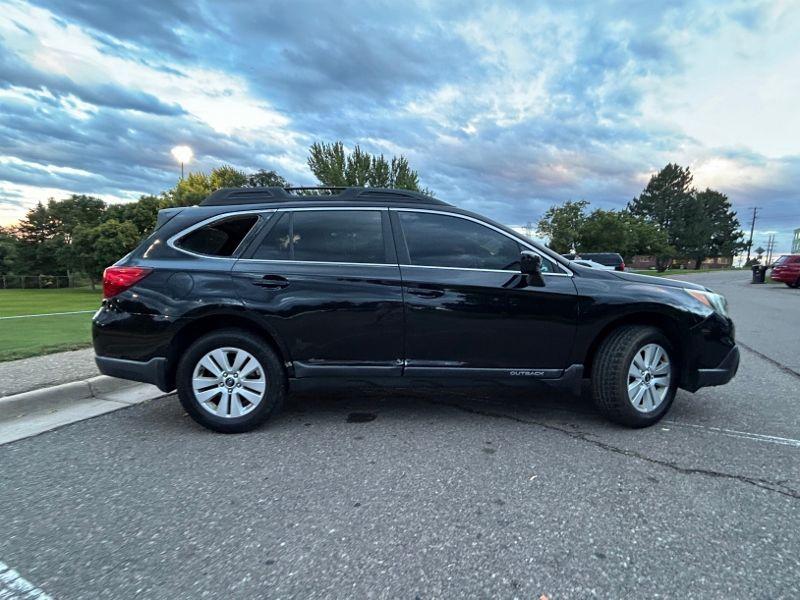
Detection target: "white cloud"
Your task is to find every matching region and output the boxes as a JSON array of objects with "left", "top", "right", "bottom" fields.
[
  {"left": 0, "top": 0, "right": 302, "bottom": 143},
  {"left": 640, "top": 2, "right": 800, "bottom": 158}
]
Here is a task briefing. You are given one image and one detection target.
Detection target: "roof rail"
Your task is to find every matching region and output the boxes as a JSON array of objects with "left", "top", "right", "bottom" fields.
[{"left": 199, "top": 186, "right": 448, "bottom": 206}]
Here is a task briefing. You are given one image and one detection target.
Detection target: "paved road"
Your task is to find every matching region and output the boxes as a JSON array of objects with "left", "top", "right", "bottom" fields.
[
  {"left": 1, "top": 271, "right": 798, "bottom": 599},
  {"left": 673, "top": 269, "right": 800, "bottom": 374}
]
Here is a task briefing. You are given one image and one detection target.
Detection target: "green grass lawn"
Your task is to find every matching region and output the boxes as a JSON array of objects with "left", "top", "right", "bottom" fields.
[{"left": 0, "top": 287, "right": 102, "bottom": 361}]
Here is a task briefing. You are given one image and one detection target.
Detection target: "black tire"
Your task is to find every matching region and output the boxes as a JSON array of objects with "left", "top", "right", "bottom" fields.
[
  {"left": 176, "top": 329, "right": 286, "bottom": 433},
  {"left": 591, "top": 325, "right": 678, "bottom": 427},
  {"left": 786, "top": 279, "right": 799, "bottom": 288}
]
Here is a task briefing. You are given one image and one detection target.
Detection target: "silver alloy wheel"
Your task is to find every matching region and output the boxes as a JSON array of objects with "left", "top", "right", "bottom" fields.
[
  {"left": 191, "top": 347, "right": 266, "bottom": 418},
  {"left": 627, "top": 343, "right": 671, "bottom": 413}
]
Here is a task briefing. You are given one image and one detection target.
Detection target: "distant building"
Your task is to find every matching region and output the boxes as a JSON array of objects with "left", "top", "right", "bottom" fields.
[
  {"left": 793, "top": 228, "right": 800, "bottom": 253},
  {"left": 630, "top": 255, "right": 734, "bottom": 270}
]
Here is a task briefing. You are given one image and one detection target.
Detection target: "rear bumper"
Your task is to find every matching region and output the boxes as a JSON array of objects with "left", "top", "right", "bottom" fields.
[
  {"left": 682, "top": 345, "right": 739, "bottom": 392},
  {"left": 770, "top": 270, "right": 795, "bottom": 282},
  {"left": 95, "top": 356, "right": 172, "bottom": 392}
]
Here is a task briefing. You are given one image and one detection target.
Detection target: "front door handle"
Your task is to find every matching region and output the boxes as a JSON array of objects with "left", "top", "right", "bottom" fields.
[
  {"left": 406, "top": 287, "right": 444, "bottom": 299},
  {"left": 252, "top": 275, "right": 290, "bottom": 289}
]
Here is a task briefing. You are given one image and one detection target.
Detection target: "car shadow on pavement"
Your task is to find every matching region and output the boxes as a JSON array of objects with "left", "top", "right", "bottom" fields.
[
  {"left": 281, "top": 384, "right": 604, "bottom": 427},
  {"left": 139, "top": 383, "right": 719, "bottom": 436}
]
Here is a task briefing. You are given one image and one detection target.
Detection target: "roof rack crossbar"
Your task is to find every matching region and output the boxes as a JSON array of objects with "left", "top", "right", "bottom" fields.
[
  {"left": 284, "top": 186, "right": 345, "bottom": 195},
  {"left": 199, "top": 186, "right": 448, "bottom": 206}
]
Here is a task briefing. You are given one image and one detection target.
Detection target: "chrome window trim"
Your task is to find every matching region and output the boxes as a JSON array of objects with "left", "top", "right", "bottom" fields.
[
  {"left": 167, "top": 209, "right": 275, "bottom": 260},
  {"left": 275, "top": 206, "right": 387, "bottom": 212},
  {"left": 167, "top": 205, "right": 572, "bottom": 276},
  {"left": 393, "top": 207, "right": 573, "bottom": 277},
  {"left": 237, "top": 258, "right": 396, "bottom": 267}
]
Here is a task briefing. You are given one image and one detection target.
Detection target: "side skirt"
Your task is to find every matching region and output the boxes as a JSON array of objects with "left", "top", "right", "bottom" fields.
[{"left": 289, "top": 364, "right": 584, "bottom": 396}]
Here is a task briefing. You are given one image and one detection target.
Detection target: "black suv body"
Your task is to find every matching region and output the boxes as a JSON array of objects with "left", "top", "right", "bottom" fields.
[{"left": 93, "top": 187, "right": 739, "bottom": 431}]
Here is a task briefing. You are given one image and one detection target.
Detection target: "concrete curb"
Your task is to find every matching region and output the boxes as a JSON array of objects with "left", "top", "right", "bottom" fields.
[{"left": 0, "top": 375, "right": 168, "bottom": 445}]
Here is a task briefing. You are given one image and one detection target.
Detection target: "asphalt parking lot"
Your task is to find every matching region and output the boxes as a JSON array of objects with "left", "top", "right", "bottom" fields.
[{"left": 1, "top": 270, "right": 798, "bottom": 599}]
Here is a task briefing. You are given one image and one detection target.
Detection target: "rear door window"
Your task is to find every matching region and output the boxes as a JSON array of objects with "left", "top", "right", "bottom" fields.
[
  {"left": 176, "top": 214, "right": 258, "bottom": 257},
  {"left": 253, "top": 210, "right": 386, "bottom": 264}
]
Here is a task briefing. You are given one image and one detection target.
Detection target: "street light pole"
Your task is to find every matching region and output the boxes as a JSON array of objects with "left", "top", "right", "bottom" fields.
[{"left": 171, "top": 146, "right": 193, "bottom": 181}]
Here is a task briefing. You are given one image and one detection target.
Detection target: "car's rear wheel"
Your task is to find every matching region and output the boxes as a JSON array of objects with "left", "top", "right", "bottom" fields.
[
  {"left": 787, "top": 279, "right": 799, "bottom": 288},
  {"left": 176, "top": 329, "right": 286, "bottom": 433},
  {"left": 591, "top": 326, "right": 677, "bottom": 427}
]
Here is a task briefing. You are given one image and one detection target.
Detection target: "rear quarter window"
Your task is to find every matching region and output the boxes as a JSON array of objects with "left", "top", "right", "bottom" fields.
[{"left": 176, "top": 214, "right": 259, "bottom": 257}]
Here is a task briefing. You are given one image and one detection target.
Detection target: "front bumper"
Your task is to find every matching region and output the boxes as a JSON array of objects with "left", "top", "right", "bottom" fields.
[{"left": 682, "top": 345, "right": 739, "bottom": 392}]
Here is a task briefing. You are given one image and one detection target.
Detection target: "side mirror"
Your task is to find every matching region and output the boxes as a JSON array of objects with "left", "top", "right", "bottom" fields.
[{"left": 520, "top": 251, "right": 545, "bottom": 287}]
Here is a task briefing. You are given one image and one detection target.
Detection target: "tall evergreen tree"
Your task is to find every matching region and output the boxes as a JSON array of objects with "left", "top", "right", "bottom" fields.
[
  {"left": 628, "top": 163, "right": 694, "bottom": 270},
  {"left": 695, "top": 188, "right": 745, "bottom": 267}
]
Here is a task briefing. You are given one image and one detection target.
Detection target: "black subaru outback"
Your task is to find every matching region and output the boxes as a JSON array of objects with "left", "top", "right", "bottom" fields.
[{"left": 93, "top": 187, "right": 739, "bottom": 432}]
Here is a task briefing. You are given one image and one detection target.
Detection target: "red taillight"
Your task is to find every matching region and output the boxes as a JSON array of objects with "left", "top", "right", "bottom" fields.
[
  {"left": 617, "top": 262, "right": 625, "bottom": 271},
  {"left": 103, "top": 266, "right": 152, "bottom": 299}
]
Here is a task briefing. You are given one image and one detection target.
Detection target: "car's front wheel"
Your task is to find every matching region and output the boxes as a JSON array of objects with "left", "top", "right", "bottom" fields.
[
  {"left": 176, "top": 329, "right": 286, "bottom": 433},
  {"left": 591, "top": 326, "right": 678, "bottom": 427}
]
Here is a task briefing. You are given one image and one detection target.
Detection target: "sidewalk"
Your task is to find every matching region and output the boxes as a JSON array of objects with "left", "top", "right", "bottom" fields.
[
  {"left": 1, "top": 348, "right": 99, "bottom": 397},
  {"left": 1, "top": 348, "right": 165, "bottom": 445}
]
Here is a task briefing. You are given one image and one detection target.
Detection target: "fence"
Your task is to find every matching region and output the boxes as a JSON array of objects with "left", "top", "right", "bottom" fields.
[{"left": 0, "top": 275, "right": 92, "bottom": 289}]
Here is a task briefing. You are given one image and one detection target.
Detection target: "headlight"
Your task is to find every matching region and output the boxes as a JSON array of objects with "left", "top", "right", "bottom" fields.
[{"left": 684, "top": 288, "right": 729, "bottom": 317}]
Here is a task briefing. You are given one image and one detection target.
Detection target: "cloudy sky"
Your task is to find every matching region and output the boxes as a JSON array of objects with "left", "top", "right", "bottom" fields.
[{"left": 1, "top": 0, "right": 799, "bottom": 251}]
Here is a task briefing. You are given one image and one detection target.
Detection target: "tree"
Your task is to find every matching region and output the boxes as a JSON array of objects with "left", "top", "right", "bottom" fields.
[
  {"left": 307, "top": 141, "right": 425, "bottom": 191},
  {"left": 577, "top": 209, "right": 630, "bottom": 255},
  {"left": 576, "top": 209, "right": 672, "bottom": 261},
  {"left": 169, "top": 165, "right": 252, "bottom": 206},
  {"left": 628, "top": 164, "right": 745, "bottom": 271},
  {"left": 45, "top": 195, "right": 106, "bottom": 237},
  {"left": 389, "top": 155, "right": 421, "bottom": 190},
  {"left": 628, "top": 163, "right": 694, "bottom": 270},
  {"left": 536, "top": 200, "right": 588, "bottom": 254},
  {"left": 308, "top": 141, "right": 348, "bottom": 186},
  {"left": 247, "top": 169, "right": 290, "bottom": 188},
  {"left": 209, "top": 165, "right": 248, "bottom": 189},
  {"left": 72, "top": 219, "right": 141, "bottom": 288},
  {"left": 0, "top": 227, "right": 18, "bottom": 276},
  {"left": 694, "top": 188, "right": 745, "bottom": 268},
  {"left": 105, "top": 195, "right": 166, "bottom": 238},
  {"left": 170, "top": 171, "right": 213, "bottom": 206},
  {"left": 625, "top": 214, "right": 674, "bottom": 262},
  {"left": 17, "top": 198, "right": 68, "bottom": 275}
]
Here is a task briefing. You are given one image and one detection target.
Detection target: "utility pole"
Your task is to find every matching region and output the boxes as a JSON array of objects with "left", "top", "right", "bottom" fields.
[
  {"left": 766, "top": 233, "right": 776, "bottom": 265},
  {"left": 745, "top": 207, "right": 759, "bottom": 263}
]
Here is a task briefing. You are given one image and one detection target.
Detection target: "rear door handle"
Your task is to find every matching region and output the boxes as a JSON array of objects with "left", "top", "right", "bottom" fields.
[
  {"left": 407, "top": 287, "right": 444, "bottom": 299},
  {"left": 252, "top": 275, "right": 290, "bottom": 289}
]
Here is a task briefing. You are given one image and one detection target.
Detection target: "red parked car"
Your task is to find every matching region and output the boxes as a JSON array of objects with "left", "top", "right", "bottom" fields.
[{"left": 770, "top": 255, "right": 800, "bottom": 287}]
